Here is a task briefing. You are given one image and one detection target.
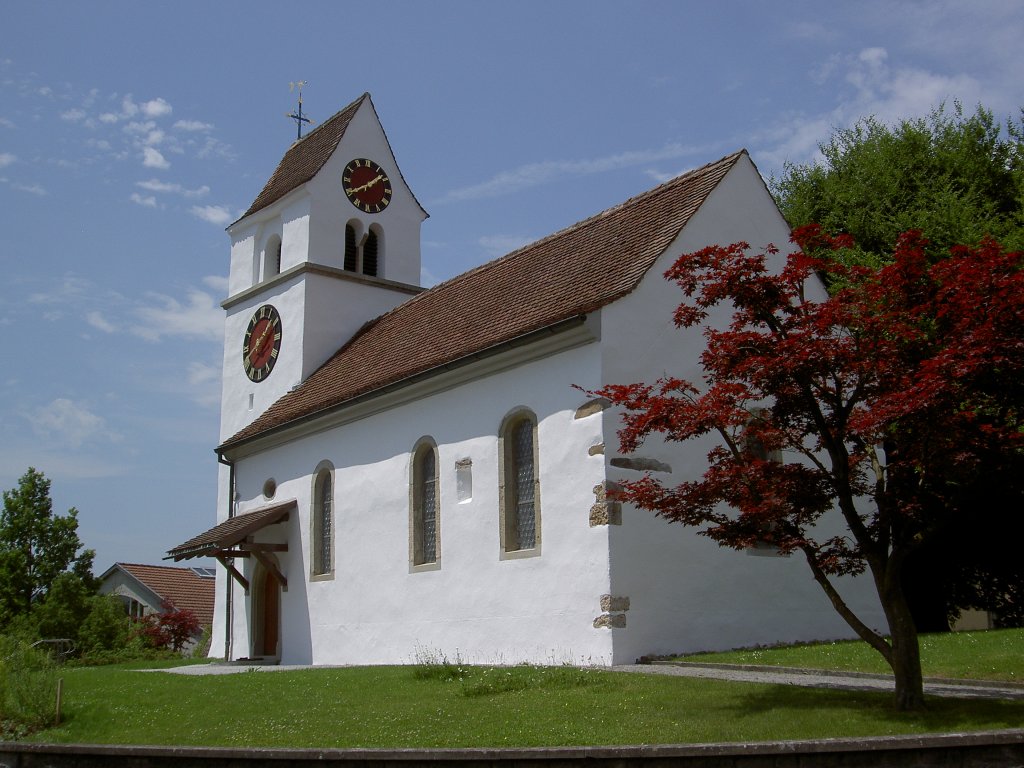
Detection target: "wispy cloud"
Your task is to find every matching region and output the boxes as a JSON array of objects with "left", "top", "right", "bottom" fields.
[
  {"left": 435, "top": 143, "right": 708, "bottom": 204},
  {"left": 136, "top": 178, "right": 209, "bottom": 198},
  {"left": 130, "top": 192, "right": 158, "bottom": 208},
  {"left": 132, "top": 288, "right": 223, "bottom": 343},
  {"left": 85, "top": 310, "right": 116, "bottom": 333},
  {"left": 0, "top": 153, "right": 16, "bottom": 168},
  {"left": 27, "top": 398, "right": 121, "bottom": 448},
  {"left": 174, "top": 119, "right": 213, "bottom": 132}
]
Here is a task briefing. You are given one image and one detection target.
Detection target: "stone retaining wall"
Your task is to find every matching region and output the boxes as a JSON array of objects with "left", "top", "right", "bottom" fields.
[{"left": 2, "top": 730, "right": 1023, "bottom": 767}]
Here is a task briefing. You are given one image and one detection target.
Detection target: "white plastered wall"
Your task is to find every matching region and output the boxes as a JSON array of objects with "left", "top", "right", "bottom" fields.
[
  {"left": 598, "top": 155, "right": 886, "bottom": 663},
  {"left": 225, "top": 341, "right": 614, "bottom": 666}
]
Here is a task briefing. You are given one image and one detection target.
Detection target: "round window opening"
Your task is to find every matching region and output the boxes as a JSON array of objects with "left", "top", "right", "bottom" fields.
[{"left": 262, "top": 478, "right": 277, "bottom": 499}]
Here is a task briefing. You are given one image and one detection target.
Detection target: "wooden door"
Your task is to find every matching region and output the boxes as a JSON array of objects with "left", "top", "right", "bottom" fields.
[{"left": 261, "top": 572, "right": 280, "bottom": 657}]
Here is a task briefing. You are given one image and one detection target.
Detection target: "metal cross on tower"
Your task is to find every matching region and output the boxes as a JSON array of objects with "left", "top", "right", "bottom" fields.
[{"left": 286, "top": 81, "right": 314, "bottom": 140}]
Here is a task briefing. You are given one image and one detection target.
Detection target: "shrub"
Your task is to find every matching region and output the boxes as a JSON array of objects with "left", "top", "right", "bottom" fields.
[{"left": 0, "top": 634, "right": 60, "bottom": 733}]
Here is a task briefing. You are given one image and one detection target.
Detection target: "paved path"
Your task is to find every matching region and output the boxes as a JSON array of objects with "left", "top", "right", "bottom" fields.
[
  {"left": 612, "top": 661, "right": 1024, "bottom": 700},
  {"left": 155, "top": 660, "right": 1024, "bottom": 700}
]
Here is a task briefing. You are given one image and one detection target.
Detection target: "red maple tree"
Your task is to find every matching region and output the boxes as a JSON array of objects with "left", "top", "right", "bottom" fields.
[{"left": 595, "top": 226, "right": 1024, "bottom": 710}]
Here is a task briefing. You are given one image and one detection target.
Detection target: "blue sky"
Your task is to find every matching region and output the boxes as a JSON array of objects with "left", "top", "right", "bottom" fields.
[{"left": 2, "top": 0, "right": 1022, "bottom": 573}]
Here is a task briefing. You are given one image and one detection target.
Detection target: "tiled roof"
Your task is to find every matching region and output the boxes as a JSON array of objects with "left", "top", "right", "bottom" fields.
[
  {"left": 114, "top": 563, "right": 215, "bottom": 627},
  {"left": 222, "top": 150, "right": 746, "bottom": 450},
  {"left": 166, "top": 500, "right": 295, "bottom": 561},
  {"left": 237, "top": 93, "right": 369, "bottom": 222}
]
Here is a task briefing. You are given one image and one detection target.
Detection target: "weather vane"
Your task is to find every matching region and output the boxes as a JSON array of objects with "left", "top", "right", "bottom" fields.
[{"left": 286, "top": 81, "right": 315, "bottom": 140}]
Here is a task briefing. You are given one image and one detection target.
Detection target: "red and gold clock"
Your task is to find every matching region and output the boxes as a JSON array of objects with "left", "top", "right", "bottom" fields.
[
  {"left": 343, "top": 158, "right": 392, "bottom": 213},
  {"left": 243, "top": 304, "right": 282, "bottom": 382}
]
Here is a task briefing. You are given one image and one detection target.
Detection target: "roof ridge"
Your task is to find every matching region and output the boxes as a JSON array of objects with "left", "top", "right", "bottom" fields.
[{"left": 342, "top": 149, "right": 747, "bottom": 327}]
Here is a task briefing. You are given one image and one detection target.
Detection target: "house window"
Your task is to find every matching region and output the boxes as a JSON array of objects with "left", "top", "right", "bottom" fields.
[
  {"left": 499, "top": 410, "right": 541, "bottom": 557},
  {"left": 410, "top": 439, "right": 440, "bottom": 569},
  {"left": 311, "top": 462, "right": 334, "bottom": 577}
]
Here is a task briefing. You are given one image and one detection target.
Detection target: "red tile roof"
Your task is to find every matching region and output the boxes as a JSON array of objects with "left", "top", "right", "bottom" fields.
[
  {"left": 114, "top": 563, "right": 215, "bottom": 627},
  {"left": 221, "top": 150, "right": 746, "bottom": 451},
  {"left": 238, "top": 94, "right": 368, "bottom": 222}
]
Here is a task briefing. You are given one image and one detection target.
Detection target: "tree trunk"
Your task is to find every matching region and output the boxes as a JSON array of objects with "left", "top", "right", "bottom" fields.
[{"left": 881, "top": 577, "right": 926, "bottom": 711}]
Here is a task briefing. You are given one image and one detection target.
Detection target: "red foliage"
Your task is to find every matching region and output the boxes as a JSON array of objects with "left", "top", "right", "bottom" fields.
[
  {"left": 132, "top": 600, "right": 202, "bottom": 652},
  {"left": 594, "top": 226, "right": 1024, "bottom": 709}
]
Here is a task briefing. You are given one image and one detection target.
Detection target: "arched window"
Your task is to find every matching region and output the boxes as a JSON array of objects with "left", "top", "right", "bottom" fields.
[
  {"left": 311, "top": 463, "right": 334, "bottom": 577},
  {"left": 363, "top": 228, "right": 380, "bottom": 277},
  {"left": 410, "top": 439, "right": 440, "bottom": 568},
  {"left": 344, "top": 224, "right": 358, "bottom": 272},
  {"left": 264, "top": 234, "right": 282, "bottom": 280},
  {"left": 499, "top": 410, "right": 540, "bottom": 556}
]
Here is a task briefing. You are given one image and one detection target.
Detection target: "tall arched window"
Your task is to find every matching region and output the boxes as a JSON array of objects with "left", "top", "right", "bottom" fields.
[
  {"left": 410, "top": 439, "right": 440, "bottom": 569},
  {"left": 363, "top": 228, "right": 379, "bottom": 277},
  {"left": 499, "top": 410, "right": 540, "bottom": 557},
  {"left": 344, "top": 224, "right": 358, "bottom": 272},
  {"left": 311, "top": 463, "right": 334, "bottom": 577}
]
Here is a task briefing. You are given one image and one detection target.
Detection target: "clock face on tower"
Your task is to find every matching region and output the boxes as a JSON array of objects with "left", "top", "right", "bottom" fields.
[
  {"left": 243, "top": 304, "right": 282, "bottom": 383},
  {"left": 343, "top": 158, "right": 392, "bottom": 213}
]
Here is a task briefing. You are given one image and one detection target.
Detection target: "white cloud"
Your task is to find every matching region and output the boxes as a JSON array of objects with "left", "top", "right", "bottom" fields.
[
  {"left": 13, "top": 182, "right": 46, "bottom": 196},
  {"left": 755, "top": 45, "right": 985, "bottom": 171},
  {"left": 132, "top": 288, "right": 223, "bottom": 343},
  {"left": 27, "top": 398, "right": 119, "bottom": 449},
  {"left": 29, "top": 275, "right": 91, "bottom": 304},
  {"left": 86, "top": 311, "right": 116, "bottom": 333},
  {"left": 142, "top": 147, "right": 170, "bottom": 169},
  {"left": 174, "top": 119, "right": 213, "bottom": 132},
  {"left": 61, "top": 108, "right": 87, "bottom": 122},
  {"left": 0, "top": 153, "right": 16, "bottom": 168},
  {"left": 141, "top": 97, "right": 172, "bottom": 118},
  {"left": 136, "top": 178, "right": 209, "bottom": 198},
  {"left": 190, "top": 204, "right": 232, "bottom": 226},
  {"left": 202, "top": 275, "right": 229, "bottom": 293},
  {"left": 0, "top": 117, "right": 14, "bottom": 129},
  {"left": 130, "top": 192, "right": 157, "bottom": 208}
]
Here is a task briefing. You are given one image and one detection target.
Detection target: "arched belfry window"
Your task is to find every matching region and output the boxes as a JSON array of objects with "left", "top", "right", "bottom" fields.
[
  {"left": 344, "top": 224, "right": 358, "bottom": 272},
  {"left": 264, "top": 234, "right": 282, "bottom": 280},
  {"left": 342, "top": 221, "right": 383, "bottom": 277},
  {"left": 499, "top": 410, "right": 541, "bottom": 557},
  {"left": 410, "top": 439, "right": 440, "bottom": 569},
  {"left": 363, "top": 229, "right": 379, "bottom": 277},
  {"left": 311, "top": 462, "right": 334, "bottom": 578}
]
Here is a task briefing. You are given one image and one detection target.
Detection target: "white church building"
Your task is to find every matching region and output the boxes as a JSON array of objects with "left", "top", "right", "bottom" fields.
[{"left": 168, "top": 93, "right": 884, "bottom": 665}]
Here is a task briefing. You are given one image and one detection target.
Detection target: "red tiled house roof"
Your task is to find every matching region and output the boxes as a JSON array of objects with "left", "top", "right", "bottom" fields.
[
  {"left": 221, "top": 150, "right": 746, "bottom": 451},
  {"left": 111, "top": 563, "right": 215, "bottom": 627}
]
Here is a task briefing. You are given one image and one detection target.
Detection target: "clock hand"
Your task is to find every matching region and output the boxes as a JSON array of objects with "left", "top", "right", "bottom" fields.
[{"left": 349, "top": 174, "right": 384, "bottom": 195}]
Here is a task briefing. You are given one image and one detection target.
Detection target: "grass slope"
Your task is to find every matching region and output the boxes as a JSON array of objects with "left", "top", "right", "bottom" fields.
[
  {"left": 677, "top": 628, "right": 1024, "bottom": 682},
  {"left": 27, "top": 658, "right": 1024, "bottom": 748}
]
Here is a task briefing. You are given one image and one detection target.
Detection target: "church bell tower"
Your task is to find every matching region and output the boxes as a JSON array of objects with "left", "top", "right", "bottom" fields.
[{"left": 218, "top": 92, "right": 428, "bottom": 444}]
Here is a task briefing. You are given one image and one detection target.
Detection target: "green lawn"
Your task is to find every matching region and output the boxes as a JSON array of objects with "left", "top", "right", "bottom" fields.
[
  {"left": 25, "top": 656, "right": 1024, "bottom": 748},
  {"left": 676, "top": 627, "right": 1024, "bottom": 682}
]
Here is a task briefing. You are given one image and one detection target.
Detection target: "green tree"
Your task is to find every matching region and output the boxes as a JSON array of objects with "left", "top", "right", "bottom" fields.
[
  {"left": 0, "top": 468, "right": 95, "bottom": 630},
  {"left": 772, "top": 104, "right": 1024, "bottom": 631},
  {"left": 773, "top": 102, "right": 1024, "bottom": 268}
]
